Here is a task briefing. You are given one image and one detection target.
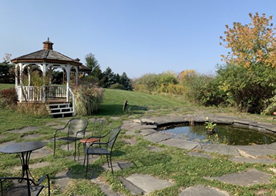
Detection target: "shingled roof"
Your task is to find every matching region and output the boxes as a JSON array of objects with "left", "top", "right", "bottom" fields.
[{"left": 11, "top": 39, "right": 82, "bottom": 66}]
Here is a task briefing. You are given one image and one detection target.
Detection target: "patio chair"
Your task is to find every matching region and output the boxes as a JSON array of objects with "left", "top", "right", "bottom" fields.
[
  {"left": 77, "top": 119, "right": 106, "bottom": 161},
  {"left": 53, "top": 118, "right": 88, "bottom": 160},
  {"left": 84, "top": 127, "right": 121, "bottom": 178},
  {"left": 0, "top": 174, "right": 50, "bottom": 196}
]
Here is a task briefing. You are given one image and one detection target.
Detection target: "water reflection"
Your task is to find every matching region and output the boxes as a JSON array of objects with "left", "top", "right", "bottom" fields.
[{"left": 161, "top": 125, "right": 276, "bottom": 145}]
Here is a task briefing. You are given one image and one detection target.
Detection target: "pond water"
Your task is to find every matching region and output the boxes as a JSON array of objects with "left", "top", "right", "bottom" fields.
[{"left": 160, "top": 124, "right": 276, "bottom": 145}]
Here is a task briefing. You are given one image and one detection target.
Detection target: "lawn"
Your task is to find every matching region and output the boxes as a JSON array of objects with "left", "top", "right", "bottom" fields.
[
  {"left": 1, "top": 83, "right": 276, "bottom": 195},
  {"left": 0, "top": 83, "right": 13, "bottom": 91}
]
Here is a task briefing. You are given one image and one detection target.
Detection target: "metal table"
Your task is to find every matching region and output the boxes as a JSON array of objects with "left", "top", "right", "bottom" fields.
[{"left": 0, "top": 141, "right": 46, "bottom": 181}]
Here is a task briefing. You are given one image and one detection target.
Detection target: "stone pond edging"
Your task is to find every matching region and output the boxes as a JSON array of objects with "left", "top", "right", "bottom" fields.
[{"left": 122, "top": 114, "right": 276, "bottom": 158}]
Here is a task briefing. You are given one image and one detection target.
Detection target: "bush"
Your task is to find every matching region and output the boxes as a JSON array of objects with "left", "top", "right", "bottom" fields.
[
  {"left": 216, "top": 64, "right": 276, "bottom": 113},
  {"left": 74, "top": 84, "right": 104, "bottom": 115},
  {"left": 110, "top": 83, "right": 125, "bottom": 90},
  {"left": 0, "top": 87, "right": 17, "bottom": 107},
  {"left": 16, "top": 103, "right": 49, "bottom": 117}
]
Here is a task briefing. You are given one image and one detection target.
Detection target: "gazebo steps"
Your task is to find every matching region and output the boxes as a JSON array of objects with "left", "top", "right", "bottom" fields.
[{"left": 47, "top": 102, "right": 74, "bottom": 118}]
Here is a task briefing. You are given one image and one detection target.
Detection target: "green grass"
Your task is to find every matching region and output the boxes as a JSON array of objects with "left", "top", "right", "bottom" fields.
[
  {"left": 1, "top": 84, "right": 276, "bottom": 195},
  {"left": 99, "top": 89, "right": 191, "bottom": 116},
  {"left": 0, "top": 83, "right": 13, "bottom": 91}
]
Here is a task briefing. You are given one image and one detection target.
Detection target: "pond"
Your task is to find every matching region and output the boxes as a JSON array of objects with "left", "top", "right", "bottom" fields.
[{"left": 159, "top": 124, "right": 276, "bottom": 145}]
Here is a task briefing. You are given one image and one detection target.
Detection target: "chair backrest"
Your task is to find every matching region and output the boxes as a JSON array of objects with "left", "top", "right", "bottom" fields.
[
  {"left": 68, "top": 118, "right": 88, "bottom": 136},
  {"left": 107, "top": 127, "right": 121, "bottom": 150},
  {"left": 92, "top": 119, "right": 105, "bottom": 137}
]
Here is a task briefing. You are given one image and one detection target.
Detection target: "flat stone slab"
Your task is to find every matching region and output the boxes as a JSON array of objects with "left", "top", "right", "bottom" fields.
[
  {"left": 139, "top": 129, "right": 156, "bottom": 136},
  {"left": 229, "top": 157, "right": 276, "bottom": 164},
  {"left": 147, "top": 146, "right": 164, "bottom": 152},
  {"left": 110, "top": 116, "right": 120, "bottom": 121},
  {"left": 31, "top": 147, "right": 52, "bottom": 159},
  {"left": 188, "top": 152, "right": 213, "bottom": 159},
  {"left": 119, "top": 177, "right": 144, "bottom": 195},
  {"left": 202, "top": 144, "right": 239, "bottom": 156},
  {"left": 179, "top": 185, "right": 229, "bottom": 196},
  {"left": 9, "top": 126, "right": 40, "bottom": 134},
  {"left": 102, "top": 161, "right": 133, "bottom": 171},
  {"left": 60, "top": 143, "right": 75, "bottom": 152},
  {"left": 54, "top": 170, "right": 71, "bottom": 190},
  {"left": 122, "top": 138, "right": 137, "bottom": 146},
  {"left": 236, "top": 145, "right": 276, "bottom": 157},
  {"left": 144, "top": 133, "right": 172, "bottom": 143},
  {"left": 125, "top": 174, "right": 172, "bottom": 194},
  {"left": 45, "top": 122, "right": 59, "bottom": 126},
  {"left": 93, "top": 178, "right": 124, "bottom": 196},
  {"left": 159, "top": 139, "right": 199, "bottom": 150},
  {"left": 210, "top": 169, "right": 272, "bottom": 187},
  {"left": 141, "top": 118, "right": 156, "bottom": 124},
  {"left": 21, "top": 134, "right": 43, "bottom": 140}
]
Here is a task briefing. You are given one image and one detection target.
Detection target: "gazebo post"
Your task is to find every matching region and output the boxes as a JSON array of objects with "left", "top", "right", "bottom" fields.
[{"left": 65, "top": 65, "right": 71, "bottom": 102}]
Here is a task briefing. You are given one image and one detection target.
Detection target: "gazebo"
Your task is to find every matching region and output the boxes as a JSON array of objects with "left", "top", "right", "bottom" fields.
[{"left": 11, "top": 38, "right": 85, "bottom": 117}]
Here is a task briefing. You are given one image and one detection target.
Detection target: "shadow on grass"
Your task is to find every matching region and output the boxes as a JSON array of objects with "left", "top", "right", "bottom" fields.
[{"left": 98, "top": 104, "right": 148, "bottom": 116}]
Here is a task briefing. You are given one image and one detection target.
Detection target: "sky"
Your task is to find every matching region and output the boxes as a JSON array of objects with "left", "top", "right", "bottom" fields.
[{"left": 1, "top": 0, "right": 276, "bottom": 78}]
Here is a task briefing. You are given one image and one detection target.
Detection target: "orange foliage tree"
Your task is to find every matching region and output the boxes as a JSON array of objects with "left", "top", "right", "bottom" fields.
[
  {"left": 178, "top": 69, "right": 195, "bottom": 82},
  {"left": 220, "top": 12, "right": 276, "bottom": 67}
]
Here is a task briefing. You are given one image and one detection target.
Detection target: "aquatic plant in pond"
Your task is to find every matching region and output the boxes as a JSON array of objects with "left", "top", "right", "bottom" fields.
[{"left": 160, "top": 125, "right": 276, "bottom": 145}]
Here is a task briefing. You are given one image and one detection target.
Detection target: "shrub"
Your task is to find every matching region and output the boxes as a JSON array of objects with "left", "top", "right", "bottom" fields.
[
  {"left": 216, "top": 63, "right": 276, "bottom": 113},
  {"left": 110, "top": 83, "right": 125, "bottom": 90},
  {"left": 74, "top": 84, "right": 104, "bottom": 115},
  {"left": 0, "top": 87, "right": 17, "bottom": 107},
  {"left": 16, "top": 103, "right": 49, "bottom": 117}
]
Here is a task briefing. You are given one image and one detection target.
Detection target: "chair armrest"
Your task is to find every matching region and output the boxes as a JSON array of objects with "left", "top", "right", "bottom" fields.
[
  {"left": 88, "top": 142, "right": 108, "bottom": 147},
  {"left": 37, "top": 174, "right": 49, "bottom": 185}
]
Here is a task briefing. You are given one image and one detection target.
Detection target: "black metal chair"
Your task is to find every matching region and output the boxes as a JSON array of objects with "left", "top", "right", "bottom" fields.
[
  {"left": 77, "top": 119, "right": 105, "bottom": 161},
  {"left": 84, "top": 127, "right": 121, "bottom": 177},
  {"left": 53, "top": 118, "right": 88, "bottom": 160},
  {"left": 0, "top": 174, "right": 50, "bottom": 196}
]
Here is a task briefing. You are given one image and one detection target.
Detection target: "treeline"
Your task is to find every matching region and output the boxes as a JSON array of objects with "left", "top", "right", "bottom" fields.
[
  {"left": 134, "top": 13, "right": 276, "bottom": 115},
  {"left": 81, "top": 53, "right": 133, "bottom": 90}
]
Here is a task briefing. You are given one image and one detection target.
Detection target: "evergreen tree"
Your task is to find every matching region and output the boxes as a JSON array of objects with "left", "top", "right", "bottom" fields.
[
  {"left": 85, "top": 53, "right": 101, "bottom": 76},
  {"left": 120, "top": 72, "right": 133, "bottom": 90},
  {"left": 102, "top": 67, "right": 116, "bottom": 87}
]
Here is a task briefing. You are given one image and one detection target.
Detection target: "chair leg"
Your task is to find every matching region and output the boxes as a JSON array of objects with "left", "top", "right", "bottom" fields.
[
  {"left": 86, "top": 154, "right": 89, "bottom": 178},
  {"left": 53, "top": 137, "right": 56, "bottom": 156},
  {"left": 74, "top": 140, "right": 77, "bottom": 161},
  {"left": 106, "top": 155, "right": 110, "bottom": 168},
  {"left": 110, "top": 155, "right": 113, "bottom": 174},
  {"left": 77, "top": 142, "right": 81, "bottom": 161}
]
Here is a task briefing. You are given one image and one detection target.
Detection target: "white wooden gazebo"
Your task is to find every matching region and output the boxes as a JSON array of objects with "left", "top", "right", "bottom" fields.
[{"left": 11, "top": 38, "right": 84, "bottom": 116}]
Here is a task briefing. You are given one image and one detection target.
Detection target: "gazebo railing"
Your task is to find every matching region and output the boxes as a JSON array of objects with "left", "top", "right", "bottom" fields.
[{"left": 17, "top": 86, "right": 67, "bottom": 102}]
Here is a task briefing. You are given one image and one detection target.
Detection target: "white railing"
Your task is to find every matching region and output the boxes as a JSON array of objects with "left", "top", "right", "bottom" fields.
[
  {"left": 47, "top": 86, "right": 67, "bottom": 98},
  {"left": 68, "top": 87, "right": 75, "bottom": 115},
  {"left": 17, "top": 85, "right": 67, "bottom": 102}
]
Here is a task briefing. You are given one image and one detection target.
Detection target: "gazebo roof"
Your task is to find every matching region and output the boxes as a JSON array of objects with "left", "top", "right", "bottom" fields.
[{"left": 11, "top": 38, "right": 82, "bottom": 66}]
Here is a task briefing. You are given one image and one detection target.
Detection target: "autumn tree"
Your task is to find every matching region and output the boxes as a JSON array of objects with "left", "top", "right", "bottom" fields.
[
  {"left": 220, "top": 12, "right": 276, "bottom": 67},
  {"left": 179, "top": 69, "right": 196, "bottom": 82}
]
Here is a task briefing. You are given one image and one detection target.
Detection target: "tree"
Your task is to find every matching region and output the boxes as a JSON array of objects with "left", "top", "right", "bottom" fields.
[
  {"left": 85, "top": 53, "right": 101, "bottom": 75},
  {"left": 120, "top": 72, "right": 133, "bottom": 90},
  {"left": 101, "top": 67, "right": 116, "bottom": 88},
  {"left": 220, "top": 13, "right": 276, "bottom": 67}
]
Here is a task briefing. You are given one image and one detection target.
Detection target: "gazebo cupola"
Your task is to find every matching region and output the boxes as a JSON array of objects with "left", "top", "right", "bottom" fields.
[{"left": 11, "top": 38, "right": 82, "bottom": 116}]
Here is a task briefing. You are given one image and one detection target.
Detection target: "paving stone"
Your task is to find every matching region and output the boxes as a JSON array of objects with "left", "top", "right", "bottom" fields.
[
  {"left": 236, "top": 145, "right": 276, "bottom": 157},
  {"left": 125, "top": 174, "right": 172, "bottom": 194},
  {"left": 51, "top": 125, "right": 66, "bottom": 130},
  {"left": 148, "top": 146, "right": 164, "bottom": 152},
  {"left": 159, "top": 138, "right": 199, "bottom": 150},
  {"left": 31, "top": 147, "right": 52, "bottom": 159},
  {"left": 21, "top": 134, "right": 43, "bottom": 140},
  {"left": 144, "top": 133, "right": 172, "bottom": 143},
  {"left": 9, "top": 126, "right": 40, "bottom": 134},
  {"left": 179, "top": 185, "right": 229, "bottom": 196},
  {"left": 125, "top": 130, "right": 140, "bottom": 136},
  {"left": 56, "top": 118, "right": 71, "bottom": 123},
  {"left": 139, "top": 129, "right": 156, "bottom": 136},
  {"left": 102, "top": 161, "right": 133, "bottom": 172},
  {"left": 122, "top": 138, "right": 137, "bottom": 146},
  {"left": 202, "top": 144, "right": 239, "bottom": 156},
  {"left": 188, "top": 152, "right": 213, "bottom": 159},
  {"left": 45, "top": 122, "right": 59, "bottom": 126},
  {"left": 133, "top": 119, "right": 142, "bottom": 124},
  {"left": 229, "top": 157, "right": 276, "bottom": 164},
  {"left": 13, "top": 162, "right": 50, "bottom": 170},
  {"left": 54, "top": 170, "right": 71, "bottom": 190},
  {"left": 110, "top": 116, "right": 120, "bottom": 121},
  {"left": 93, "top": 178, "right": 125, "bottom": 196},
  {"left": 60, "top": 143, "right": 76, "bottom": 152},
  {"left": 210, "top": 168, "right": 272, "bottom": 187},
  {"left": 141, "top": 118, "right": 156, "bottom": 124},
  {"left": 119, "top": 177, "right": 144, "bottom": 195}
]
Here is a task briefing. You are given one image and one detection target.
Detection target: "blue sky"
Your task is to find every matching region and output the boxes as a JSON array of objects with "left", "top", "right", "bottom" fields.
[{"left": 1, "top": 0, "right": 276, "bottom": 78}]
